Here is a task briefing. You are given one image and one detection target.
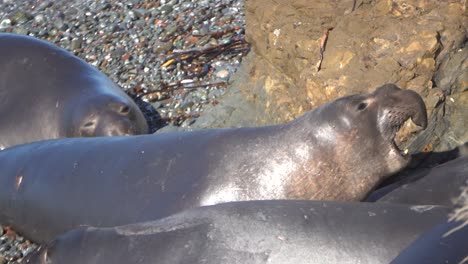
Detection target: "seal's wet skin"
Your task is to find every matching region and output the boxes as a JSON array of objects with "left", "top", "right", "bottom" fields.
[
  {"left": 0, "top": 33, "right": 148, "bottom": 150},
  {"left": 371, "top": 155, "right": 468, "bottom": 206},
  {"left": 390, "top": 219, "right": 468, "bottom": 264},
  {"left": 0, "top": 84, "right": 427, "bottom": 242},
  {"left": 24, "top": 201, "right": 450, "bottom": 264}
]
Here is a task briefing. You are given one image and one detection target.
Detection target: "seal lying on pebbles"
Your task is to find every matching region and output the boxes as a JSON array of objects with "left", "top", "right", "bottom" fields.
[
  {"left": 0, "top": 84, "right": 427, "bottom": 242},
  {"left": 0, "top": 33, "right": 148, "bottom": 150},
  {"left": 23, "top": 200, "right": 449, "bottom": 264},
  {"left": 368, "top": 155, "right": 468, "bottom": 206}
]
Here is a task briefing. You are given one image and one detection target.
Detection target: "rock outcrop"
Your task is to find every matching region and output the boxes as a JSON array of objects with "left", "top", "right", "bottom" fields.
[{"left": 189, "top": 0, "right": 467, "bottom": 154}]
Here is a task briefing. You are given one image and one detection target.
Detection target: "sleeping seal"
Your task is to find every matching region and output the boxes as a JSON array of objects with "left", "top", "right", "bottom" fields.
[{"left": 0, "top": 33, "right": 148, "bottom": 149}]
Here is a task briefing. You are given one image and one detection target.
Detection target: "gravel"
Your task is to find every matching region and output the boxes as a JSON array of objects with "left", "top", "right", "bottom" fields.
[
  {"left": 0, "top": 0, "right": 247, "bottom": 262},
  {"left": 1, "top": 0, "right": 248, "bottom": 132}
]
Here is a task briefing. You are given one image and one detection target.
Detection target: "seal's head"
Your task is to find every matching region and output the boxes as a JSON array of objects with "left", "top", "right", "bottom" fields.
[
  {"left": 336, "top": 83, "right": 427, "bottom": 171},
  {"left": 288, "top": 83, "right": 427, "bottom": 200},
  {"left": 66, "top": 94, "right": 148, "bottom": 137},
  {"left": 372, "top": 84, "right": 428, "bottom": 169}
]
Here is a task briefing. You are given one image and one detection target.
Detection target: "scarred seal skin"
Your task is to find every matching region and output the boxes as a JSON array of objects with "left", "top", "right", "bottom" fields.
[
  {"left": 372, "top": 156, "right": 468, "bottom": 206},
  {"left": 24, "top": 201, "right": 450, "bottom": 264},
  {"left": 0, "top": 84, "right": 427, "bottom": 242},
  {"left": 0, "top": 33, "right": 148, "bottom": 150}
]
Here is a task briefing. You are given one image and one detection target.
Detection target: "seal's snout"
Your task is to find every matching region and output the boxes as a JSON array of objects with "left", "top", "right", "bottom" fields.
[
  {"left": 394, "top": 87, "right": 427, "bottom": 131},
  {"left": 374, "top": 84, "right": 428, "bottom": 159},
  {"left": 405, "top": 91, "right": 428, "bottom": 130},
  {"left": 376, "top": 84, "right": 428, "bottom": 130}
]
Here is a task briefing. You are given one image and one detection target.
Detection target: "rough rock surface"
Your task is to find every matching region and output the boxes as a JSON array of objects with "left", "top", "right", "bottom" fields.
[{"left": 193, "top": 0, "right": 467, "bottom": 154}]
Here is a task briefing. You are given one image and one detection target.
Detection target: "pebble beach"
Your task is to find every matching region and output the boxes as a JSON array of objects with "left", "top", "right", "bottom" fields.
[{"left": 0, "top": 0, "right": 247, "bottom": 262}]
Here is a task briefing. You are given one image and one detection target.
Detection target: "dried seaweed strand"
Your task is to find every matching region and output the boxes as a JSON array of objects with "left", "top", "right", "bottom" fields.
[
  {"left": 161, "top": 113, "right": 201, "bottom": 123},
  {"left": 192, "top": 27, "right": 242, "bottom": 39},
  {"left": 352, "top": 0, "right": 357, "bottom": 12},
  {"left": 161, "top": 38, "right": 250, "bottom": 68},
  {"left": 136, "top": 81, "right": 227, "bottom": 100},
  {"left": 316, "top": 27, "right": 333, "bottom": 72}
]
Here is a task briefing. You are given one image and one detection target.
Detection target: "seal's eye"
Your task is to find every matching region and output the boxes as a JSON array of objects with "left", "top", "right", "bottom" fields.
[
  {"left": 357, "top": 102, "right": 367, "bottom": 111},
  {"left": 119, "top": 105, "right": 130, "bottom": 115},
  {"left": 80, "top": 119, "right": 98, "bottom": 137},
  {"left": 83, "top": 121, "right": 95, "bottom": 128}
]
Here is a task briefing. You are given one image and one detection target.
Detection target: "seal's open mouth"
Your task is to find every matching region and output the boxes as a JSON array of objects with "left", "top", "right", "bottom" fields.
[
  {"left": 385, "top": 112, "right": 424, "bottom": 159},
  {"left": 392, "top": 137, "right": 408, "bottom": 157},
  {"left": 373, "top": 84, "right": 428, "bottom": 161},
  {"left": 389, "top": 129, "right": 408, "bottom": 159}
]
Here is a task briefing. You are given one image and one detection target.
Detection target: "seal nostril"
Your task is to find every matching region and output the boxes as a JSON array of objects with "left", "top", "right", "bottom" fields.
[
  {"left": 357, "top": 102, "right": 367, "bottom": 111},
  {"left": 119, "top": 105, "right": 130, "bottom": 115}
]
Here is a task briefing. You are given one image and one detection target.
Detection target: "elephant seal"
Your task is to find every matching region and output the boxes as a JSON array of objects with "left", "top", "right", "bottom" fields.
[
  {"left": 0, "top": 33, "right": 148, "bottom": 149},
  {"left": 390, "top": 219, "right": 468, "bottom": 264},
  {"left": 0, "top": 84, "right": 427, "bottom": 242},
  {"left": 370, "top": 156, "right": 468, "bottom": 206},
  {"left": 24, "top": 201, "right": 449, "bottom": 264}
]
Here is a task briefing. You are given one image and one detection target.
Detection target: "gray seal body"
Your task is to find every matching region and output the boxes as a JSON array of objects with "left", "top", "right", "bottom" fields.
[
  {"left": 390, "top": 219, "right": 468, "bottom": 263},
  {"left": 0, "top": 84, "right": 427, "bottom": 242},
  {"left": 0, "top": 33, "right": 148, "bottom": 149},
  {"left": 372, "top": 156, "right": 468, "bottom": 206},
  {"left": 25, "top": 201, "right": 450, "bottom": 264}
]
